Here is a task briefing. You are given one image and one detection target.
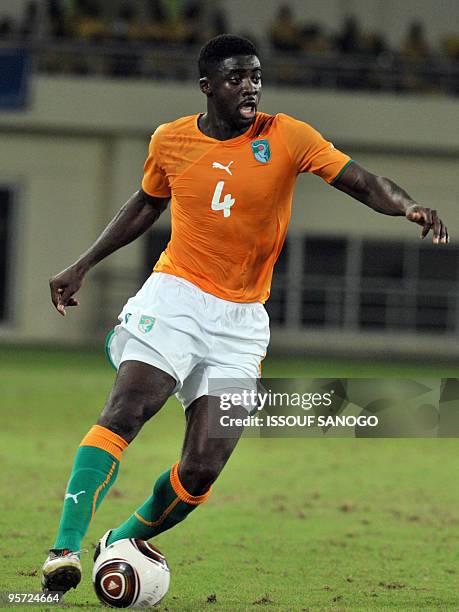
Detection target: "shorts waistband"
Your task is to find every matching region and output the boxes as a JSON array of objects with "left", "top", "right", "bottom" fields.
[{"left": 154, "top": 272, "right": 262, "bottom": 309}]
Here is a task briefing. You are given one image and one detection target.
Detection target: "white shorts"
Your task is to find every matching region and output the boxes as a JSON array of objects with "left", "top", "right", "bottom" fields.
[{"left": 105, "top": 272, "right": 270, "bottom": 411}]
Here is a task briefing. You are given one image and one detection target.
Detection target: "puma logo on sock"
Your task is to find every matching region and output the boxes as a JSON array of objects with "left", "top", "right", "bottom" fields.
[{"left": 65, "top": 490, "right": 86, "bottom": 504}]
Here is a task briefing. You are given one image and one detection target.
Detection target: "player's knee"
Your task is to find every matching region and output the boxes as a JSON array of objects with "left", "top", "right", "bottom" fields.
[
  {"left": 179, "top": 458, "right": 220, "bottom": 496},
  {"left": 98, "top": 387, "right": 161, "bottom": 442}
]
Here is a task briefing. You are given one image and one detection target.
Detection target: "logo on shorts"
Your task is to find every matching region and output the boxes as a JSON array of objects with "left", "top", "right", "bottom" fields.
[
  {"left": 138, "top": 314, "right": 156, "bottom": 333},
  {"left": 251, "top": 139, "right": 270, "bottom": 163}
]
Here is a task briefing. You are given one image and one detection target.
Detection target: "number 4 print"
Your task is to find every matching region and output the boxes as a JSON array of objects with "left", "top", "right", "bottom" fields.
[{"left": 211, "top": 181, "right": 235, "bottom": 218}]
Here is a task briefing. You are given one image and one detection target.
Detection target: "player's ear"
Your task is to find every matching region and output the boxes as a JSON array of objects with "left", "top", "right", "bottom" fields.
[{"left": 199, "top": 77, "right": 211, "bottom": 96}]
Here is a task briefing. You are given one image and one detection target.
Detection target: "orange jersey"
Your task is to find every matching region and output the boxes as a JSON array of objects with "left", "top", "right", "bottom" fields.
[{"left": 142, "top": 112, "right": 351, "bottom": 303}]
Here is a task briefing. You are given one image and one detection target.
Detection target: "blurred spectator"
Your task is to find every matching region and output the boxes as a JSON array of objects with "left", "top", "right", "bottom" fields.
[
  {"left": 110, "top": 4, "right": 141, "bottom": 77},
  {"left": 144, "top": 0, "right": 207, "bottom": 47},
  {"left": 270, "top": 4, "right": 302, "bottom": 53},
  {"left": 400, "top": 22, "right": 435, "bottom": 93},
  {"left": 47, "top": 0, "right": 71, "bottom": 38},
  {"left": 147, "top": 0, "right": 167, "bottom": 24},
  {"left": 209, "top": 8, "right": 228, "bottom": 38},
  {"left": 442, "top": 34, "right": 459, "bottom": 94},
  {"left": 18, "top": 1, "right": 40, "bottom": 40},
  {"left": 160, "top": 0, "right": 183, "bottom": 25},
  {"left": 401, "top": 21, "right": 431, "bottom": 61},
  {"left": 443, "top": 34, "right": 459, "bottom": 60},
  {"left": 197, "top": 6, "right": 228, "bottom": 47},
  {"left": 301, "top": 24, "right": 331, "bottom": 55},
  {"left": 75, "top": 0, "right": 109, "bottom": 42},
  {"left": 362, "top": 31, "right": 388, "bottom": 57},
  {"left": 0, "top": 16, "right": 15, "bottom": 40},
  {"left": 143, "top": 0, "right": 191, "bottom": 45},
  {"left": 143, "top": 0, "right": 168, "bottom": 44},
  {"left": 334, "top": 17, "right": 367, "bottom": 89},
  {"left": 181, "top": 1, "right": 205, "bottom": 46},
  {"left": 335, "top": 16, "right": 363, "bottom": 55},
  {"left": 112, "top": 3, "right": 137, "bottom": 42}
]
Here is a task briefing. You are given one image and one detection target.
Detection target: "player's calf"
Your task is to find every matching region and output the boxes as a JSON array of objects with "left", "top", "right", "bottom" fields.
[{"left": 179, "top": 396, "right": 246, "bottom": 495}]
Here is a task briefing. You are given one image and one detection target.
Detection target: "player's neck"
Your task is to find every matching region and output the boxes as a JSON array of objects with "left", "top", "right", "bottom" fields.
[{"left": 198, "top": 111, "right": 254, "bottom": 141}]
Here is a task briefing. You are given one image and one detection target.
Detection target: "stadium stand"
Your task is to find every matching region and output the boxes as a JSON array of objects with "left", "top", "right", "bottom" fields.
[{"left": 0, "top": 0, "right": 457, "bottom": 94}]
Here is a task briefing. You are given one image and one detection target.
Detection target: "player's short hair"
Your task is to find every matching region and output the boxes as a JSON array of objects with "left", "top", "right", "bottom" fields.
[{"left": 198, "top": 34, "right": 259, "bottom": 77}]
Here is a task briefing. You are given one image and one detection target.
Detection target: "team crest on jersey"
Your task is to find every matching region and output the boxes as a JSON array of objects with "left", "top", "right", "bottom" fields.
[
  {"left": 138, "top": 315, "right": 156, "bottom": 333},
  {"left": 251, "top": 139, "right": 270, "bottom": 163}
]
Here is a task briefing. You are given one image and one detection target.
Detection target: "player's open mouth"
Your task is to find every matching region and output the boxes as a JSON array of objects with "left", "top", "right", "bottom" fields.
[{"left": 239, "top": 102, "right": 256, "bottom": 119}]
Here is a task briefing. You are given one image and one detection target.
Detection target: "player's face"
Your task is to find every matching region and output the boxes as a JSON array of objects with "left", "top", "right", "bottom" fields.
[{"left": 209, "top": 55, "right": 262, "bottom": 128}]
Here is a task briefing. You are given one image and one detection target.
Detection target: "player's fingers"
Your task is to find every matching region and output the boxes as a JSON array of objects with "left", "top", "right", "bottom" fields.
[
  {"left": 431, "top": 210, "right": 441, "bottom": 243},
  {"left": 56, "top": 292, "right": 67, "bottom": 316},
  {"left": 421, "top": 210, "right": 433, "bottom": 239},
  {"left": 49, "top": 280, "right": 63, "bottom": 310},
  {"left": 59, "top": 284, "right": 77, "bottom": 304},
  {"left": 440, "top": 223, "right": 449, "bottom": 244},
  {"left": 421, "top": 222, "right": 433, "bottom": 239},
  {"left": 56, "top": 285, "right": 77, "bottom": 315}
]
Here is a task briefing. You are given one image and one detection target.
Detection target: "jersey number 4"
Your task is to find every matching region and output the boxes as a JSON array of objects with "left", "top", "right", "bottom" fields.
[{"left": 211, "top": 181, "right": 235, "bottom": 218}]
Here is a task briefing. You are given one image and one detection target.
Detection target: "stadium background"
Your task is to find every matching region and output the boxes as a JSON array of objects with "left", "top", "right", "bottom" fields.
[{"left": 1, "top": 1, "right": 459, "bottom": 610}]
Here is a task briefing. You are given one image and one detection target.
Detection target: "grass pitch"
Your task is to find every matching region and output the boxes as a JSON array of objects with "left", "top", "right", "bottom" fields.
[{"left": 1, "top": 346, "right": 458, "bottom": 611}]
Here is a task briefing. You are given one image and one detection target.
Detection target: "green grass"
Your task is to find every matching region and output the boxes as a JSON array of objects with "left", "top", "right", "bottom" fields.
[{"left": 1, "top": 346, "right": 458, "bottom": 611}]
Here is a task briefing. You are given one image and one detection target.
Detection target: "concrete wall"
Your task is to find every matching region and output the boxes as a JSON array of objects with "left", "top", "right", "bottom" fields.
[
  {"left": 0, "top": 133, "right": 106, "bottom": 343},
  {"left": 2, "top": 76, "right": 458, "bottom": 153},
  {"left": 0, "top": 75, "right": 457, "bottom": 345}
]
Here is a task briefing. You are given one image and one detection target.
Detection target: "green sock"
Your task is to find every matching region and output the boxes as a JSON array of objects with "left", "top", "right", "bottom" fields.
[
  {"left": 108, "top": 462, "right": 211, "bottom": 544},
  {"left": 53, "top": 425, "right": 127, "bottom": 551}
]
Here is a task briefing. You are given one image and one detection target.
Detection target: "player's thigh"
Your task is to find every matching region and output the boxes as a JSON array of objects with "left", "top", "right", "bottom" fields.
[{"left": 98, "top": 360, "right": 176, "bottom": 442}]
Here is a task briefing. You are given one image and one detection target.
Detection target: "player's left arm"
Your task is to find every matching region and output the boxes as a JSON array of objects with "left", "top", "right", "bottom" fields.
[{"left": 333, "top": 161, "right": 449, "bottom": 244}]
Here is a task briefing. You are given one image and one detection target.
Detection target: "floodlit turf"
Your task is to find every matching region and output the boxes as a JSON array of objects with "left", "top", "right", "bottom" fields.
[{"left": 1, "top": 346, "right": 459, "bottom": 611}]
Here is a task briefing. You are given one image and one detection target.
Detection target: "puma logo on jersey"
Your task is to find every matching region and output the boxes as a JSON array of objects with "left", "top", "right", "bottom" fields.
[
  {"left": 65, "top": 490, "right": 86, "bottom": 504},
  {"left": 212, "top": 161, "right": 234, "bottom": 176}
]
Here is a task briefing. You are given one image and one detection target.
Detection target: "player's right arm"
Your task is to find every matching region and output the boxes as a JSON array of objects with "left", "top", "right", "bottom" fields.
[{"left": 49, "top": 190, "right": 168, "bottom": 316}]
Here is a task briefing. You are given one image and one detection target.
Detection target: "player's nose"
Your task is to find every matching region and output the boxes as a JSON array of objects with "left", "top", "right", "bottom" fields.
[{"left": 241, "top": 77, "right": 258, "bottom": 95}]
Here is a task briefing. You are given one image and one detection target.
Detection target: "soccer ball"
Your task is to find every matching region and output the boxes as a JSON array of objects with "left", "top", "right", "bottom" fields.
[{"left": 92, "top": 538, "right": 170, "bottom": 608}]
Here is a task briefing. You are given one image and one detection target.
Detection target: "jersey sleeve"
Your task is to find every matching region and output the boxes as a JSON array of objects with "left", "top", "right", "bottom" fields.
[
  {"left": 277, "top": 113, "right": 352, "bottom": 184},
  {"left": 141, "top": 125, "right": 172, "bottom": 198}
]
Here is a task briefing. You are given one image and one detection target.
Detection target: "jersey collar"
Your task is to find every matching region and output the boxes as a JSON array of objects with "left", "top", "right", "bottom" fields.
[{"left": 194, "top": 113, "right": 259, "bottom": 146}]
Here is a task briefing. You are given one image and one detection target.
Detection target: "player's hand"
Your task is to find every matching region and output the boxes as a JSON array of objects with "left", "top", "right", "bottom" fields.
[
  {"left": 405, "top": 205, "right": 449, "bottom": 244},
  {"left": 49, "top": 265, "right": 85, "bottom": 316}
]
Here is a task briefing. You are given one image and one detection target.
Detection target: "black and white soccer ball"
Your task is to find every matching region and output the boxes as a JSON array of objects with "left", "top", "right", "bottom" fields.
[{"left": 92, "top": 539, "right": 170, "bottom": 608}]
